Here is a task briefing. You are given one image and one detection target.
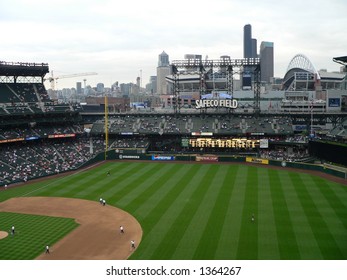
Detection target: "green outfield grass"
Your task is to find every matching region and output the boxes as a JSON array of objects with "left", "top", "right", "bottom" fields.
[{"left": 0, "top": 161, "right": 347, "bottom": 260}]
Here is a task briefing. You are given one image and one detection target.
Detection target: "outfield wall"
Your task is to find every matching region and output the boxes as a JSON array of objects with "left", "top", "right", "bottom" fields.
[{"left": 92, "top": 149, "right": 347, "bottom": 180}]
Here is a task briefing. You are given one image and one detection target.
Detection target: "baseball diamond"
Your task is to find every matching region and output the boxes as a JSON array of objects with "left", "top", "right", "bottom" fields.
[{"left": 0, "top": 161, "right": 346, "bottom": 260}]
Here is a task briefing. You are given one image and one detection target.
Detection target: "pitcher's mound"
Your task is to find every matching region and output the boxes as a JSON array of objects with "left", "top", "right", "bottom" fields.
[{"left": 0, "top": 231, "right": 9, "bottom": 239}]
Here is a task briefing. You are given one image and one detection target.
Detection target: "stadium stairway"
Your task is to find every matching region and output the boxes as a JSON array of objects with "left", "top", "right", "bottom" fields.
[
  {"left": 159, "top": 119, "right": 165, "bottom": 135},
  {"left": 272, "top": 119, "right": 279, "bottom": 134},
  {"left": 214, "top": 118, "right": 220, "bottom": 133},
  {"left": 133, "top": 118, "right": 141, "bottom": 133},
  {"left": 185, "top": 118, "right": 193, "bottom": 133},
  {"left": 240, "top": 118, "right": 248, "bottom": 133},
  {"left": 33, "top": 84, "right": 45, "bottom": 111}
]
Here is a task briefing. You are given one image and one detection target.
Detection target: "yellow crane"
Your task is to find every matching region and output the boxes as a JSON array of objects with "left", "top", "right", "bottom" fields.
[{"left": 45, "top": 71, "right": 98, "bottom": 90}]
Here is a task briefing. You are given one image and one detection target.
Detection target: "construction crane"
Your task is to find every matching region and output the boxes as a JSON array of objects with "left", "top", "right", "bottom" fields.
[{"left": 45, "top": 71, "right": 98, "bottom": 90}]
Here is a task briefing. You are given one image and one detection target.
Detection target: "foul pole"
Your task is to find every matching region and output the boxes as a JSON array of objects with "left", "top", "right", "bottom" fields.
[{"left": 104, "top": 95, "right": 109, "bottom": 160}]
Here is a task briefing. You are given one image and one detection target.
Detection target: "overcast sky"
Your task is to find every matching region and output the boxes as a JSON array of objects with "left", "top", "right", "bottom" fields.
[{"left": 1, "top": 0, "right": 346, "bottom": 89}]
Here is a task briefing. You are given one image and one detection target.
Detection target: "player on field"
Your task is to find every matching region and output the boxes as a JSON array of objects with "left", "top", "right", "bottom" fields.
[{"left": 130, "top": 240, "right": 136, "bottom": 250}]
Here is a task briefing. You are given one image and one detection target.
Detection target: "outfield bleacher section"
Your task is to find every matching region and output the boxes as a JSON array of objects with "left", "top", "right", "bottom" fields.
[{"left": 91, "top": 114, "right": 294, "bottom": 136}]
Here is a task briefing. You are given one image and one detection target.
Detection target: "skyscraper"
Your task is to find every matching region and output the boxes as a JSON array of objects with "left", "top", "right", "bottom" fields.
[
  {"left": 260, "top": 41, "right": 274, "bottom": 83},
  {"left": 158, "top": 51, "right": 169, "bottom": 67},
  {"left": 243, "top": 24, "right": 258, "bottom": 88},
  {"left": 157, "top": 51, "right": 171, "bottom": 95},
  {"left": 76, "top": 82, "right": 82, "bottom": 94},
  {"left": 243, "top": 24, "right": 258, "bottom": 58},
  {"left": 251, "top": 38, "right": 258, "bottom": 58},
  {"left": 243, "top": 24, "right": 252, "bottom": 58}
]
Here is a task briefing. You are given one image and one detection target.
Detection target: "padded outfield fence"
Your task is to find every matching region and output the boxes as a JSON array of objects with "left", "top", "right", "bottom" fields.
[{"left": 84, "top": 149, "right": 347, "bottom": 180}]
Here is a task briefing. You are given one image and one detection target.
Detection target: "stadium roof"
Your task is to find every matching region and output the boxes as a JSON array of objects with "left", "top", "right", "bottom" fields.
[
  {"left": 282, "top": 54, "right": 320, "bottom": 90},
  {"left": 0, "top": 61, "right": 49, "bottom": 77},
  {"left": 333, "top": 56, "right": 347, "bottom": 63},
  {"left": 333, "top": 56, "right": 347, "bottom": 65},
  {"left": 285, "top": 54, "right": 320, "bottom": 78},
  {"left": 318, "top": 70, "right": 345, "bottom": 80}
]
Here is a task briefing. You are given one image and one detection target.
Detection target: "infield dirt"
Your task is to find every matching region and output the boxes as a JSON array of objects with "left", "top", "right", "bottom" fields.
[
  {"left": 0, "top": 231, "right": 9, "bottom": 239},
  {"left": 0, "top": 197, "right": 142, "bottom": 260}
]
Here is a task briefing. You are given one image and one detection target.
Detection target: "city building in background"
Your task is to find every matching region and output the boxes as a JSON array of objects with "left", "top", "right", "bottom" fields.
[
  {"left": 243, "top": 24, "right": 258, "bottom": 88},
  {"left": 146, "top": 76, "right": 157, "bottom": 94},
  {"left": 243, "top": 24, "right": 253, "bottom": 58},
  {"left": 260, "top": 41, "right": 274, "bottom": 84},
  {"left": 76, "top": 82, "right": 82, "bottom": 95},
  {"left": 96, "top": 83, "right": 105, "bottom": 93},
  {"left": 157, "top": 51, "right": 171, "bottom": 95}
]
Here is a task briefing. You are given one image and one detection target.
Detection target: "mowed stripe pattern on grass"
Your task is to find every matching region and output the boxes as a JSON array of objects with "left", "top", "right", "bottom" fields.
[{"left": 2, "top": 161, "right": 347, "bottom": 260}]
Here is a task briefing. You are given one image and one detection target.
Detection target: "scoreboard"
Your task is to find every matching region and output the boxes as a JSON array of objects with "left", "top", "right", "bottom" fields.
[{"left": 182, "top": 138, "right": 268, "bottom": 149}]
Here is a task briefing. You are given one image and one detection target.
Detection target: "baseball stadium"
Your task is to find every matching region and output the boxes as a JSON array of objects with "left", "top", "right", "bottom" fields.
[{"left": 0, "top": 57, "right": 347, "bottom": 260}]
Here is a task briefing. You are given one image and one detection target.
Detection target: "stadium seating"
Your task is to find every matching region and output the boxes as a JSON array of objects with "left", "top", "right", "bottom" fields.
[
  {"left": 327, "top": 118, "right": 347, "bottom": 139},
  {"left": 109, "top": 138, "right": 149, "bottom": 149},
  {"left": 90, "top": 114, "right": 295, "bottom": 136},
  {"left": 0, "top": 82, "right": 81, "bottom": 116},
  {"left": 0, "top": 84, "right": 22, "bottom": 103},
  {"left": 0, "top": 123, "right": 105, "bottom": 185}
]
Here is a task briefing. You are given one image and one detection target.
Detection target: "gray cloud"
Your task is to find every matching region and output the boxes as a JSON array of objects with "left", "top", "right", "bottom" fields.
[{"left": 1, "top": 0, "right": 346, "bottom": 88}]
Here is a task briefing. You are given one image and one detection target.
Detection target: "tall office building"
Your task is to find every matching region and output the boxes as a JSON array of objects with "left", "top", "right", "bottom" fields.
[
  {"left": 243, "top": 24, "right": 258, "bottom": 88},
  {"left": 158, "top": 51, "right": 169, "bottom": 67},
  {"left": 96, "top": 83, "right": 105, "bottom": 93},
  {"left": 76, "top": 82, "right": 82, "bottom": 94},
  {"left": 260, "top": 41, "right": 274, "bottom": 83},
  {"left": 251, "top": 38, "right": 258, "bottom": 58},
  {"left": 243, "top": 24, "right": 252, "bottom": 58},
  {"left": 243, "top": 24, "right": 258, "bottom": 58},
  {"left": 147, "top": 76, "right": 157, "bottom": 94},
  {"left": 157, "top": 51, "right": 171, "bottom": 95}
]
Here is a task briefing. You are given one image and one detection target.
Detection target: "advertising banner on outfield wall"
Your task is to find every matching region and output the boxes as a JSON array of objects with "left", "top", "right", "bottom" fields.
[
  {"left": 196, "top": 155, "right": 219, "bottom": 162},
  {"left": 246, "top": 157, "right": 269, "bottom": 165},
  {"left": 152, "top": 155, "right": 175, "bottom": 161},
  {"left": 118, "top": 155, "right": 141, "bottom": 160}
]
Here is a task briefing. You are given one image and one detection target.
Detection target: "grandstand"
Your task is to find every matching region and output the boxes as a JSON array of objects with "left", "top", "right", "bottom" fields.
[{"left": 0, "top": 61, "right": 95, "bottom": 185}]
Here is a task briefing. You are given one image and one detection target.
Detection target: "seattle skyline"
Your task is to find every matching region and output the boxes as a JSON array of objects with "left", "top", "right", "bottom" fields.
[{"left": 0, "top": 0, "right": 346, "bottom": 89}]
